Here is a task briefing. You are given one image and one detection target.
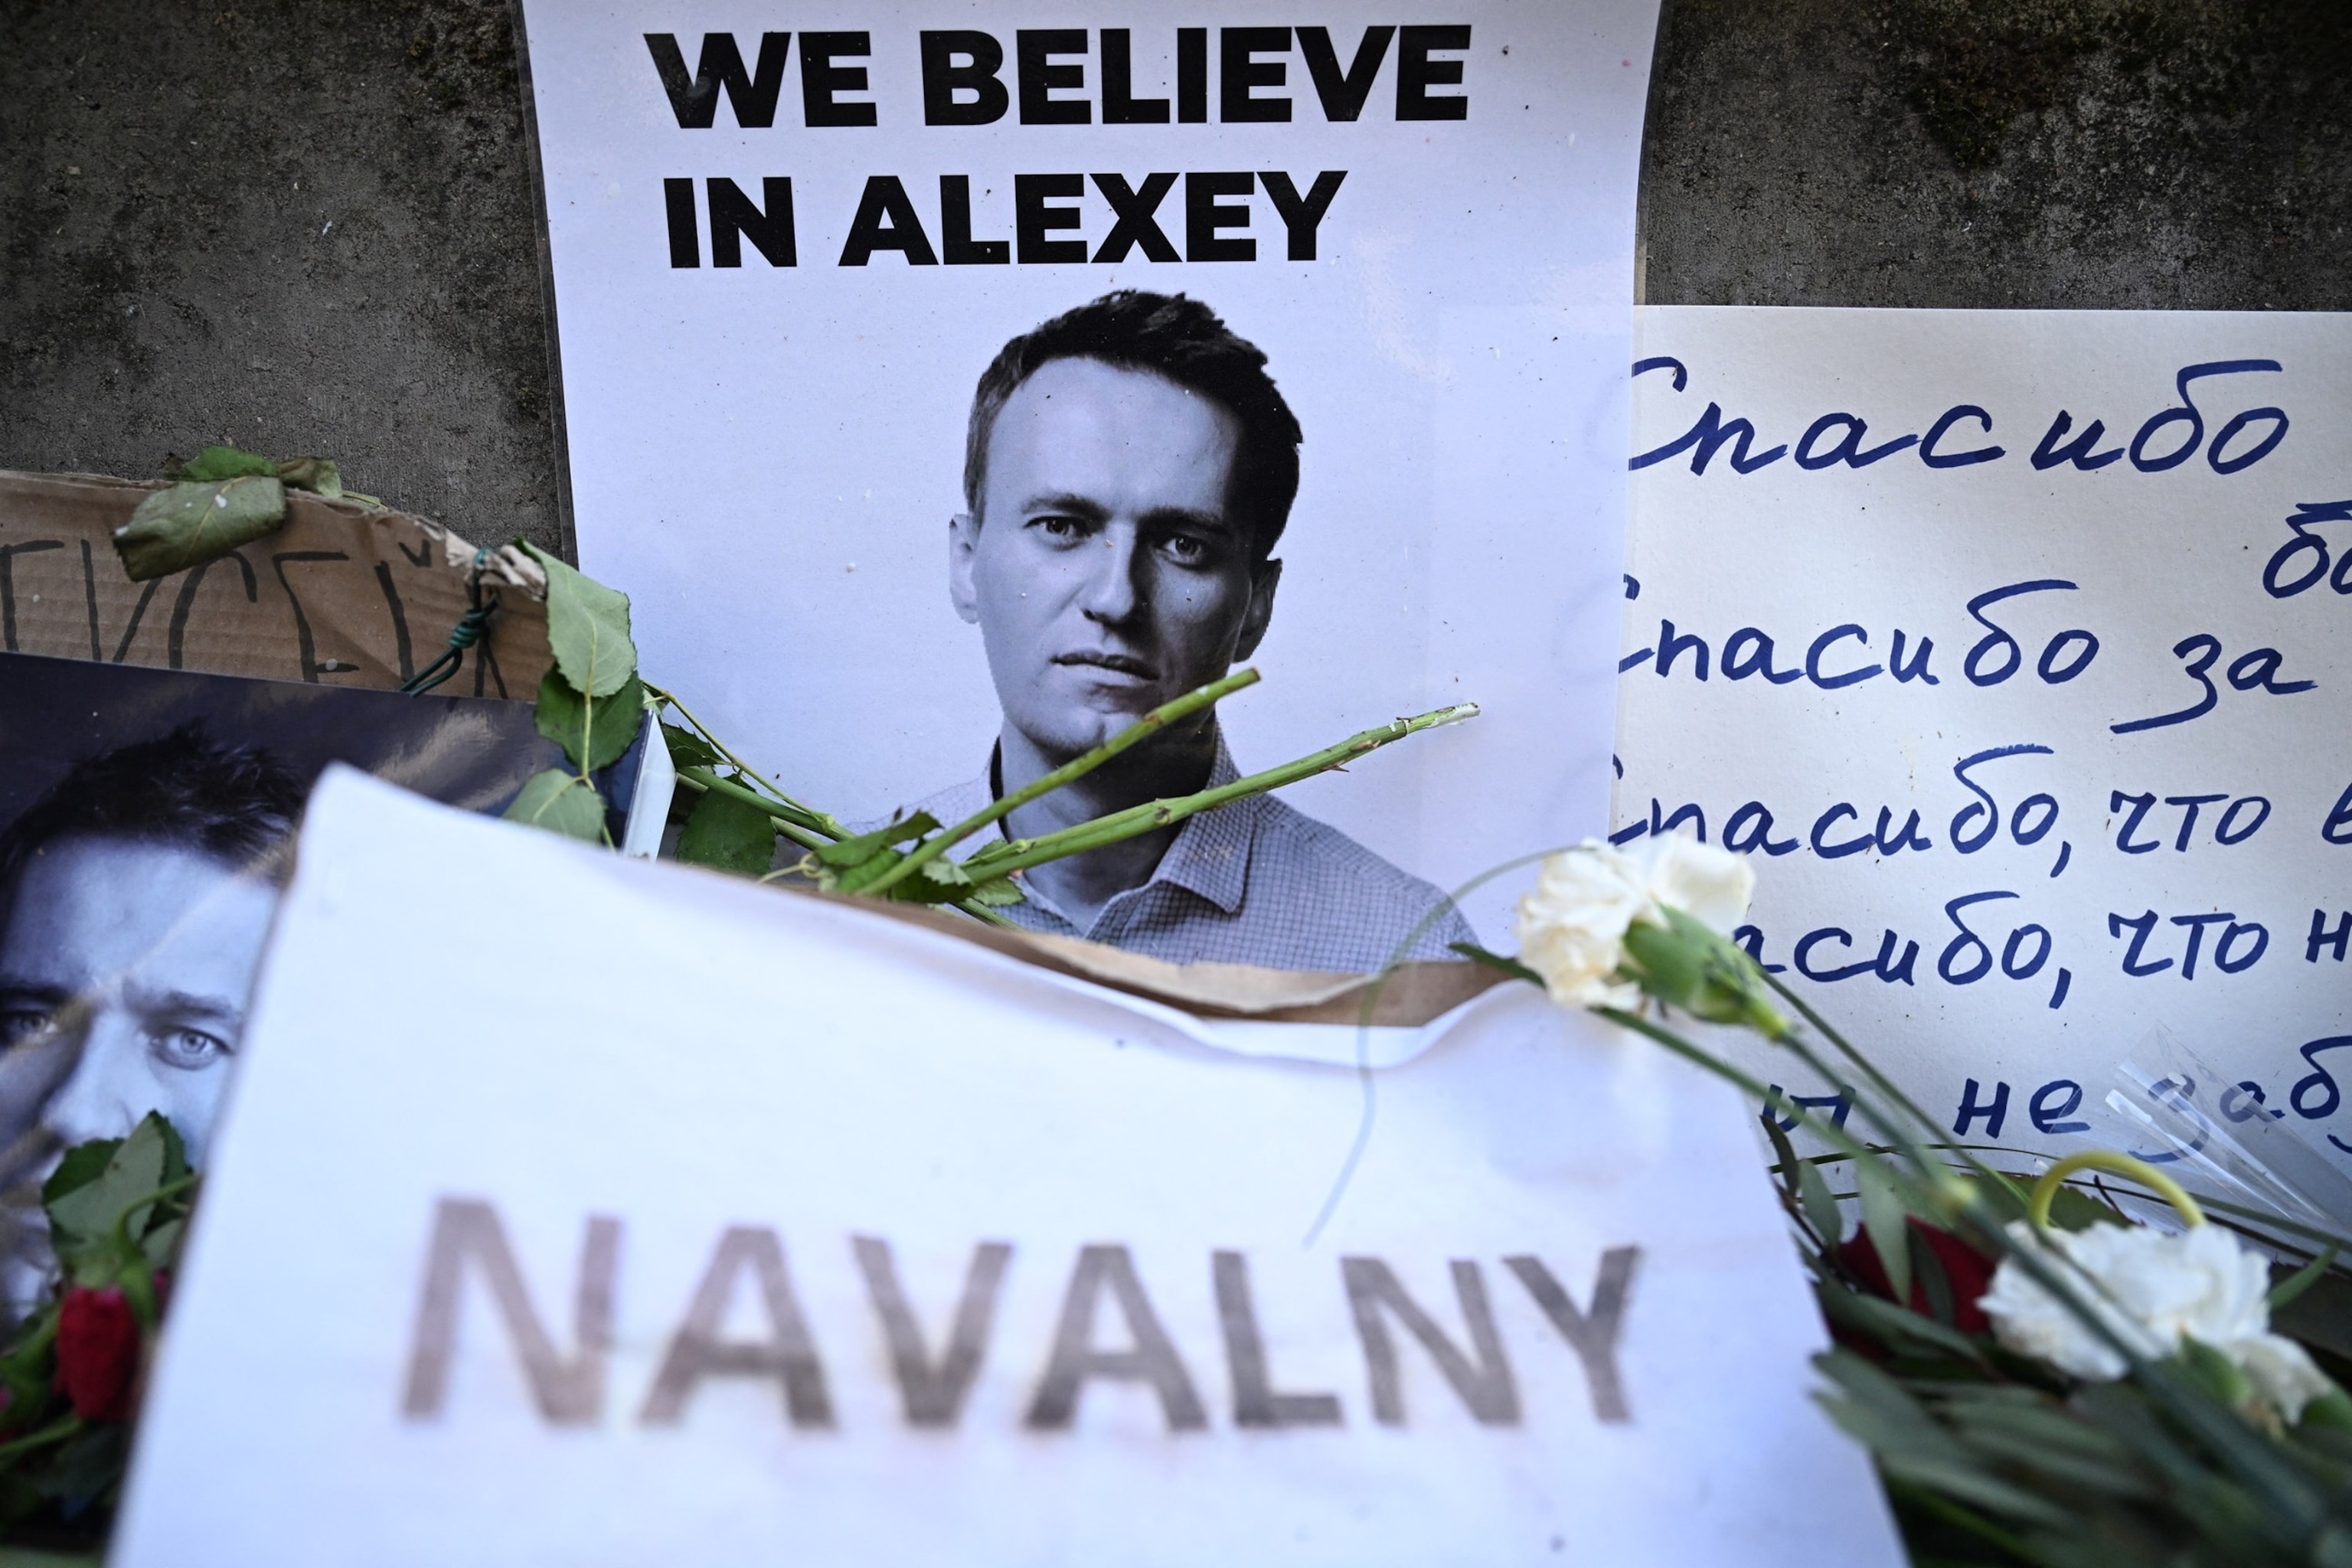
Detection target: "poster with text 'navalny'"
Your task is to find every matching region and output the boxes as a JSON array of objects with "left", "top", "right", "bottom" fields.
[
  {"left": 1619, "top": 308, "right": 2352, "bottom": 1178},
  {"left": 516, "top": 3, "right": 1660, "bottom": 969}
]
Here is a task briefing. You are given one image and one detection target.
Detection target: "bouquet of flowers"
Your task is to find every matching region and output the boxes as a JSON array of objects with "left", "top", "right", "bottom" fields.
[{"left": 1500, "top": 833, "right": 2352, "bottom": 1568}]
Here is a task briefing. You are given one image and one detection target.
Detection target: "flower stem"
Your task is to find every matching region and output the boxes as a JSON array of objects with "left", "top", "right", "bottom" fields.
[
  {"left": 962, "top": 702, "right": 1480, "bottom": 884},
  {"left": 0, "top": 1415, "right": 79, "bottom": 1463},
  {"left": 2030, "top": 1152, "right": 2203, "bottom": 1230},
  {"left": 677, "top": 766, "right": 841, "bottom": 842},
  {"left": 862, "top": 668, "right": 1260, "bottom": 897},
  {"left": 646, "top": 684, "right": 838, "bottom": 826}
]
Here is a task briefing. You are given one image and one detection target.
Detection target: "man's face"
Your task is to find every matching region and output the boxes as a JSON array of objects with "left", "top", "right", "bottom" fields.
[
  {"left": 951, "top": 357, "right": 1282, "bottom": 762},
  {"left": 0, "top": 835, "right": 277, "bottom": 1174}
]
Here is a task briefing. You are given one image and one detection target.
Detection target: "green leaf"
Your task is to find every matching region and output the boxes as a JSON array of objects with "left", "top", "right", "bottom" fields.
[
  {"left": 535, "top": 670, "right": 645, "bottom": 774},
  {"left": 662, "top": 723, "right": 725, "bottom": 773},
  {"left": 1939, "top": 1392, "right": 2156, "bottom": 1499},
  {"left": 676, "top": 790, "right": 775, "bottom": 876},
  {"left": 831, "top": 846, "right": 906, "bottom": 894},
  {"left": 2269, "top": 1246, "right": 2340, "bottom": 1311},
  {"left": 1855, "top": 1156, "right": 1915, "bottom": 1305},
  {"left": 112, "top": 476, "right": 286, "bottom": 581},
  {"left": 139, "top": 1216, "right": 185, "bottom": 1272},
  {"left": 814, "top": 814, "right": 938, "bottom": 870},
  {"left": 1796, "top": 1155, "right": 1845, "bottom": 1248},
  {"left": 272, "top": 455, "right": 344, "bottom": 497},
  {"left": 520, "top": 543, "right": 635, "bottom": 699},
  {"left": 174, "top": 444, "right": 275, "bottom": 481},
  {"left": 1815, "top": 1278, "right": 1985, "bottom": 1364},
  {"left": 1447, "top": 941, "right": 1546, "bottom": 987},
  {"left": 884, "top": 857, "right": 982, "bottom": 905},
  {"left": 40, "top": 1141, "right": 121, "bottom": 1214},
  {"left": 503, "top": 769, "right": 607, "bottom": 841},
  {"left": 2044, "top": 1184, "right": 2119, "bottom": 1233},
  {"left": 1811, "top": 1351, "right": 2074, "bottom": 1527},
  {"left": 44, "top": 1117, "right": 167, "bottom": 1250},
  {"left": 966, "top": 877, "right": 1027, "bottom": 906}
]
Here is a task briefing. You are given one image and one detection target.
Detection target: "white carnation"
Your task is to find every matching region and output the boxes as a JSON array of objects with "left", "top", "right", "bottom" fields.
[
  {"left": 1645, "top": 832, "right": 1756, "bottom": 936},
  {"left": 1513, "top": 841, "right": 1650, "bottom": 1008},
  {"left": 2235, "top": 1332, "right": 2335, "bottom": 1423},
  {"left": 1979, "top": 1220, "right": 2336, "bottom": 1420},
  {"left": 1512, "top": 833, "right": 1756, "bottom": 1008}
]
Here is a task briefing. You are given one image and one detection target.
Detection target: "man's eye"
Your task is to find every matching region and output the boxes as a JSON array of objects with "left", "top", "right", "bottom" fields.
[
  {"left": 152, "top": 1027, "right": 232, "bottom": 1072},
  {"left": 0, "top": 1009, "right": 57, "bottom": 1051},
  {"left": 1158, "top": 534, "right": 1211, "bottom": 566},
  {"left": 1031, "top": 514, "right": 1087, "bottom": 541}
]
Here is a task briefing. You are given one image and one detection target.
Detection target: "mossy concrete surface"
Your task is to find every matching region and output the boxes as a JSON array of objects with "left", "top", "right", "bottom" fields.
[
  {"left": 0, "top": 0, "right": 567, "bottom": 554},
  {"left": 1641, "top": 0, "right": 2352, "bottom": 308},
  {"left": 2, "top": 2, "right": 2347, "bottom": 564}
]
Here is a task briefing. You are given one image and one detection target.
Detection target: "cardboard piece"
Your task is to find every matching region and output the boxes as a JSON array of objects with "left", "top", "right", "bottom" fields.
[
  {"left": 0, "top": 469, "right": 554, "bottom": 698},
  {"left": 115, "top": 769, "right": 1904, "bottom": 1568}
]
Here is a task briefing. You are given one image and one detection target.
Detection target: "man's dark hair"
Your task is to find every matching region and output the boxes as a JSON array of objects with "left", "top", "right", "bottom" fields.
[
  {"left": 963, "top": 291, "right": 1304, "bottom": 560},
  {"left": 0, "top": 725, "right": 304, "bottom": 905}
]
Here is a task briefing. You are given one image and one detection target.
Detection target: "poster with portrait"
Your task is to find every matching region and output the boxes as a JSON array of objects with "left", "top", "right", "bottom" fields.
[
  {"left": 515, "top": 2, "right": 1660, "bottom": 967},
  {"left": 0, "top": 652, "right": 570, "bottom": 1310}
]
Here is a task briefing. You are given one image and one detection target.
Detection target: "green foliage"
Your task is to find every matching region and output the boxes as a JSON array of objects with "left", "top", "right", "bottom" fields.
[
  {"left": 812, "top": 815, "right": 937, "bottom": 871},
  {"left": 522, "top": 543, "right": 635, "bottom": 699},
  {"left": 535, "top": 671, "right": 645, "bottom": 774},
  {"left": 675, "top": 790, "right": 776, "bottom": 876},
  {"left": 43, "top": 1115, "right": 188, "bottom": 1271},
  {"left": 511, "top": 550, "right": 641, "bottom": 847},
  {"left": 269, "top": 456, "right": 344, "bottom": 498},
  {"left": 0, "top": 1116, "right": 198, "bottom": 1548},
  {"left": 502, "top": 769, "right": 607, "bottom": 841},
  {"left": 661, "top": 723, "right": 725, "bottom": 773},
  {"left": 169, "top": 445, "right": 276, "bottom": 481},
  {"left": 1854, "top": 1156, "right": 1917, "bottom": 1305},
  {"left": 111, "top": 476, "right": 287, "bottom": 581}
]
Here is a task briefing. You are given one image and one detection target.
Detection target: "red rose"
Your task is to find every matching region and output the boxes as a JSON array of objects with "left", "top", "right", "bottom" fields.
[
  {"left": 1836, "top": 1218, "right": 1998, "bottom": 1335},
  {"left": 54, "top": 1285, "right": 141, "bottom": 1422}
]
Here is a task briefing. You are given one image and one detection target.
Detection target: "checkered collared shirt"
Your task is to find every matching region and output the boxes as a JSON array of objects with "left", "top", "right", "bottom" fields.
[{"left": 898, "top": 740, "right": 1475, "bottom": 973}]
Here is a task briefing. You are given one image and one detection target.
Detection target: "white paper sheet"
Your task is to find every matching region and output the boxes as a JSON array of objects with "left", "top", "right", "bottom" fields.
[
  {"left": 514, "top": 3, "right": 1659, "bottom": 949},
  {"left": 1622, "top": 307, "right": 2352, "bottom": 1178},
  {"left": 113, "top": 770, "right": 1901, "bottom": 1566}
]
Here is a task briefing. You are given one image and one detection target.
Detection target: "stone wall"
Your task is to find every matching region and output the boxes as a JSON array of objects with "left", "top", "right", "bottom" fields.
[{"left": 4, "top": 0, "right": 2344, "bottom": 560}]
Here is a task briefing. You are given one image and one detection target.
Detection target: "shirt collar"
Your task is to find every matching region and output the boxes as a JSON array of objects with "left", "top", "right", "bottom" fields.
[{"left": 982, "top": 733, "right": 1256, "bottom": 919}]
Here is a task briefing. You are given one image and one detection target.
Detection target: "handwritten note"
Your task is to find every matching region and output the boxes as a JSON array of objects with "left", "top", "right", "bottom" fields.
[{"left": 1619, "top": 308, "right": 2352, "bottom": 1171}]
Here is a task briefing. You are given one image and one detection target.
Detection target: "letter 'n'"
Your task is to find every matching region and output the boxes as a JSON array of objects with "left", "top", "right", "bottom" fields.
[
  {"left": 399, "top": 1197, "right": 621, "bottom": 1426},
  {"left": 1341, "top": 1257, "right": 1519, "bottom": 1426}
]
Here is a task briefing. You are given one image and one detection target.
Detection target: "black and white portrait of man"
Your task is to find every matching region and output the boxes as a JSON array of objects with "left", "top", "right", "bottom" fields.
[
  {"left": 0, "top": 652, "right": 573, "bottom": 1308},
  {"left": 907, "top": 289, "right": 1472, "bottom": 972},
  {"left": 0, "top": 727, "right": 299, "bottom": 1299}
]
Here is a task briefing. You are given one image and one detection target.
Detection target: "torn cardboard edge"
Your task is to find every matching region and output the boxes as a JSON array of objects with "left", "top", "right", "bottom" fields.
[
  {"left": 766, "top": 888, "right": 1506, "bottom": 1027},
  {"left": 0, "top": 469, "right": 554, "bottom": 697}
]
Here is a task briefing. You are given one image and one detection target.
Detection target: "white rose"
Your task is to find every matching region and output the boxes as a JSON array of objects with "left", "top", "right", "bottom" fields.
[{"left": 1978, "top": 1220, "right": 2337, "bottom": 1420}]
